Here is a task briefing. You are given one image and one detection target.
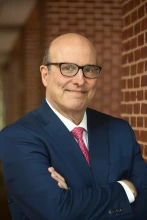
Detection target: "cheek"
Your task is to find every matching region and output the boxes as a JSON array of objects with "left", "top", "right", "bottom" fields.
[
  {"left": 89, "top": 81, "right": 97, "bottom": 95},
  {"left": 48, "top": 77, "right": 68, "bottom": 96}
]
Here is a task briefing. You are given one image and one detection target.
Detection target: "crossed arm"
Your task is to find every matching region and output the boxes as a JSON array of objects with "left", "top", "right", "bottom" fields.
[
  {"left": 48, "top": 167, "right": 138, "bottom": 197},
  {"left": 1, "top": 124, "right": 147, "bottom": 219}
]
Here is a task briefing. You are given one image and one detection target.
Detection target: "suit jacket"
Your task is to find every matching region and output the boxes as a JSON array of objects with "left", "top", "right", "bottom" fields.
[{"left": 0, "top": 99, "right": 147, "bottom": 220}]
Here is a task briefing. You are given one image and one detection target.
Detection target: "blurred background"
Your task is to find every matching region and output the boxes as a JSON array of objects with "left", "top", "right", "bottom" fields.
[{"left": 0, "top": 0, "right": 147, "bottom": 219}]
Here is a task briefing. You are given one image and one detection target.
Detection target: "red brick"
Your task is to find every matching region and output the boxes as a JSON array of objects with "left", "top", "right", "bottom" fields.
[
  {"left": 125, "top": 15, "right": 131, "bottom": 26},
  {"left": 137, "top": 90, "right": 143, "bottom": 101},
  {"left": 141, "top": 103, "right": 147, "bottom": 114},
  {"left": 128, "top": 26, "right": 134, "bottom": 37},
  {"left": 134, "top": 22, "right": 141, "bottom": 34},
  {"left": 145, "top": 90, "right": 147, "bottom": 100},
  {"left": 122, "top": 54, "right": 128, "bottom": 64},
  {"left": 123, "top": 41, "right": 131, "bottom": 51},
  {"left": 131, "top": 64, "right": 136, "bottom": 75},
  {"left": 141, "top": 75, "right": 147, "bottom": 87},
  {"left": 134, "top": 103, "right": 140, "bottom": 114},
  {"left": 141, "top": 17, "right": 147, "bottom": 31},
  {"left": 144, "top": 117, "right": 147, "bottom": 127},
  {"left": 130, "top": 91, "right": 136, "bottom": 101},
  {"left": 128, "top": 52, "right": 134, "bottom": 63},
  {"left": 145, "top": 61, "right": 147, "bottom": 71},
  {"left": 131, "top": 10, "right": 137, "bottom": 23},
  {"left": 123, "top": 66, "right": 130, "bottom": 76},
  {"left": 130, "top": 37, "right": 137, "bottom": 49},
  {"left": 128, "top": 78, "right": 133, "bottom": 88},
  {"left": 122, "top": 93, "right": 125, "bottom": 102},
  {"left": 127, "top": 104, "right": 133, "bottom": 114},
  {"left": 122, "top": 104, "right": 127, "bottom": 113},
  {"left": 138, "top": 5, "right": 145, "bottom": 19},
  {"left": 122, "top": 29, "right": 128, "bottom": 40},
  {"left": 121, "top": 79, "right": 126, "bottom": 89},
  {"left": 137, "top": 117, "right": 143, "bottom": 127},
  {"left": 141, "top": 46, "right": 147, "bottom": 59},
  {"left": 133, "top": 0, "right": 141, "bottom": 7},
  {"left": 137, "top": 62, "right": 144, "bottom": 74},
  {"left": 138, "top": 33, "right": 144, "bottom": 46},
  {"left": 131, "top": 116, "right": 136, "bottom": 127},
  {"left": 145, "top": 2, "right": 147, "bottom": 14},
  {"left": 128, "top": 0, "right": 133, "bottom": 11},
  {"left": 140, "top": 130, "right": 147, "bottom": 142},
  {"left": 125, "top": 91, "right": 130, "bottom": 101},
  {"left": 123, "top": 116, "right": 130, "bottom": 123},
  {"left": 122, "top": 4, "right": 128, "bottom": 15},
  {"left": 134, "top": 129, "right": 140, "bottom": 140},
  {"left": 134, "top": 77, "right": 140, "bottom": 88},
  {"left": 134, "top": 49, "right": 141, "bottom": 61}
]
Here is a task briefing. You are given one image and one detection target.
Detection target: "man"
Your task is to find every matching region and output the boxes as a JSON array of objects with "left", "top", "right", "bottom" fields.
[{"left": 0, "top": 33, "right": 147, "bottom": 220}]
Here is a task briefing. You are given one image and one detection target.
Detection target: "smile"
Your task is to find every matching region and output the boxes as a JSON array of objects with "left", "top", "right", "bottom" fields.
[{"left": 67, "top": 90, "right": 86, "bottom": 93}]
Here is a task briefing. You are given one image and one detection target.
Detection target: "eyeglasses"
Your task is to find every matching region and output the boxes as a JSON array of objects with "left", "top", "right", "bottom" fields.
[{"left": 45, "top": 62, "right": 102, "bottom": 79}]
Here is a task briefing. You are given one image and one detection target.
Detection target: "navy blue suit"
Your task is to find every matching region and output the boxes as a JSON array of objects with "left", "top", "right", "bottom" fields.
[{"left": 0, "top": 99, "right": 147, "bottom": 219}]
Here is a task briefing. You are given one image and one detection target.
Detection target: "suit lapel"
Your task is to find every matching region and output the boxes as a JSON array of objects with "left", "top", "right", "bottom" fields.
[
  {"left": 87, "top": 108, "right": 109, "bottom": 185},
  {"left": 36, "top": 100, "right": 95, "bottom": 186}
]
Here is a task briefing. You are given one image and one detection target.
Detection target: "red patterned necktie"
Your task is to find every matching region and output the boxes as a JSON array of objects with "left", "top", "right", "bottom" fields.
[{"left": 71, "top": 127, "right": 90, "bottom": 166}]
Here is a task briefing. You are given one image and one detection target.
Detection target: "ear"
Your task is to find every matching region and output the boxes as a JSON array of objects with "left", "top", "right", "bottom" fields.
[{"left": 40, "top": 65, "right": 48, "bottom": 87}]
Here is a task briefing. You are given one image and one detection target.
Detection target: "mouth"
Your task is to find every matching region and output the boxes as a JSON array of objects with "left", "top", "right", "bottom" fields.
[
  {"left": 67, "top": 90, "right": 86, "bottom": 93},
  {"left": 66, "top": 90, "right": 87, "bottom": 99},
  {"left": 67, "top": 90, "right": 87, "bottom": 95}
]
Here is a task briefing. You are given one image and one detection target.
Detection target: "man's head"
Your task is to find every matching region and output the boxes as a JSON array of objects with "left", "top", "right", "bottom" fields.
[{"left": 40, "top": 33, "right": 101, "bottom": 122}]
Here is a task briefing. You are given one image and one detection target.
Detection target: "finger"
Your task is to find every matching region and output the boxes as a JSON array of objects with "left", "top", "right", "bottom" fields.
[
  {"left": 51, "top": 173, "right": 63, "bottom": 183},
  {"left": 48, "top": 167, "right": 65, "bottom": 182},
  {"left": 51, "top": 174, "right": 68, "bottom": 189},
  {"left": 52, "top": 171, "right": 65, "bottom": 182},
  {"left": 48, "top": 167, "right": 54, "bottom": 172},
  {"left": 58, "top": 182, "right": 69, "bottom": 190},
  {"left": 49, "top": 167, "right": 69, "bottom": 189}
]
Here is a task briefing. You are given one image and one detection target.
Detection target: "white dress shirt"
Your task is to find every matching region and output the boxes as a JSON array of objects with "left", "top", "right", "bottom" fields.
[{"left": 46, "top": 99, "right": 135, "bottom": 203}]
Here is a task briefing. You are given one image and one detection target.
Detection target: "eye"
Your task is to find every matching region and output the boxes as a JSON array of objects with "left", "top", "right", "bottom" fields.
[
  {"left": 61, "top": 64, "right": 76, "bottom": 71},
  {"left": 84, "top": 66, "right": 94, "bottom": 73}
]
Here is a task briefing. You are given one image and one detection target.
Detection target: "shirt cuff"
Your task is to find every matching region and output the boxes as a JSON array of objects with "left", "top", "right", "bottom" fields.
[{"left": 117, "top": 181, "right": 135, "bottom": 203}]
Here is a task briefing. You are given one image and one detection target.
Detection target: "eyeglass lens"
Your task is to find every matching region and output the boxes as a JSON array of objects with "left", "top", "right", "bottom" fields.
[{"left": 60, "top": 63, "right": 100, "bottom": 78}]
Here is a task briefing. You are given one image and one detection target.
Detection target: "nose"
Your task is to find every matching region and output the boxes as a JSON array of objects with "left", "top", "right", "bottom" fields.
[{"left": 72, "top": 69, "right": 85, "bottom": 86}]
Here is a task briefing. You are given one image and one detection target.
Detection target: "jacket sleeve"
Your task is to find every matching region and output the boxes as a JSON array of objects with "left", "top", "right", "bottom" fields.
[
  {"left": 127, "top": 125, "right": 147, "bottom": 219},
  {"left": 0, "top": 126, "right": 134, "bottom": 220}
]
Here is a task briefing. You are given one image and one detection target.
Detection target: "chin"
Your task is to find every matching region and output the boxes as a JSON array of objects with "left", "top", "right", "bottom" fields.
[{"left": 67, "top": 104, "right": 86, "bottom": 112}]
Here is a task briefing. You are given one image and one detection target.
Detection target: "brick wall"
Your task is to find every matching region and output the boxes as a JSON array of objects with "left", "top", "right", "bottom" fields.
[
  {"left": 22, "top": 3, "right": 42, "bottom": 114},
  {"left": 2, "top": 0, "right": 123, "bottom": 123},
  {"left": 0, "top": 0, "right": 146, "bottom": 219},
  {"left": 3, "top": 38, "right": 23, "bottom": 124},
  {"left": 2, "top": 2, "right": 41, "bottom": 125},
  {"left": 41, "top": 0, "right": 123, "bottom": 117},
  {"left": 121, "top": 0, "right": 147, "bottom": 161}
]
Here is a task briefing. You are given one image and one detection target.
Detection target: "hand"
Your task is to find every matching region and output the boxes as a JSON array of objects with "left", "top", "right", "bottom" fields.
[
  {"left": 121, "top": 179, "right": 137, "bottom": 197},
  {"left": 48, "top": 167, "right": 69, "bottom": 190}
]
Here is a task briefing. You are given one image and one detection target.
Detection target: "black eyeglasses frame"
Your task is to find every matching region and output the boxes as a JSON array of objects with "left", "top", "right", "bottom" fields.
[{"left": 45, "top": 62, "right": 102, "bottom": 79}]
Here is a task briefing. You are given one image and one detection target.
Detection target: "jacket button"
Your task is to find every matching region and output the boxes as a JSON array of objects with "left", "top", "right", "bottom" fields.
[{"left": 108, "top": 209, "right": 114, "bottom": 214}]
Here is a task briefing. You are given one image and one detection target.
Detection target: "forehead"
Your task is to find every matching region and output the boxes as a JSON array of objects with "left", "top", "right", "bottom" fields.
[{"left": 49, "top": 36, "right": 97, "bottom": 64}]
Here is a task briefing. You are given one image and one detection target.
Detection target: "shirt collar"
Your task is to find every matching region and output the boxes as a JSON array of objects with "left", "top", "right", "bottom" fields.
[{"left": 46, "top": 98, "right": 87, "bottom": 132}]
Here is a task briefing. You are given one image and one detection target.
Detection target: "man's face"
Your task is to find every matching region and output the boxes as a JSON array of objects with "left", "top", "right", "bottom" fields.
[{"left": 40, "top": 35, "right": 98, "bottom": 116}]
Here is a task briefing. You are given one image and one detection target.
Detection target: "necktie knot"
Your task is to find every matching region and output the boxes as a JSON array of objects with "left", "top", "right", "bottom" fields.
[{"left": 71, "top": 127, "right": 84, "bottom": 140}]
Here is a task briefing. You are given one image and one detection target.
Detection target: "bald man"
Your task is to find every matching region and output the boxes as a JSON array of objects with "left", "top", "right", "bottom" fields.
[{"left": 0, "top": 33, "right": 147, "bottom": 220}]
